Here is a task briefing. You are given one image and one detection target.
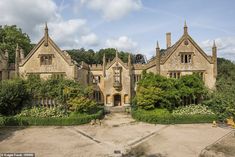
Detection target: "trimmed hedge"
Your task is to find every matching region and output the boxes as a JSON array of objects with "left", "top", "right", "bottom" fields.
[
  {"left": 0, "top": 110, "right": 103, "bottom": 126},
  {"left": 131, "top": 109, "right": 217, "bottom": 124}
]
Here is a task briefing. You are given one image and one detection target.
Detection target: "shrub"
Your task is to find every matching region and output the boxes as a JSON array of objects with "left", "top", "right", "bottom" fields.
[
  {"left": 203, "top": 58, "right": 235, "bottom": 120},
  {"left": 172, "top": 104, "right": 215, "bottom": 116},
  {"left": 135, "top": 72, "right": 207, "bottom": 111},
  {"left": 131, "top": 108, "right": 173, "bottom": 124},
  {"left": 68, "top": 96, "right": 97, "bottom": 113},
  {"left": 0, "top": 79, "right": 29, "bottom": 116},
  {"left": 202, "top": 93, "right": 235, "bottom": 120}
]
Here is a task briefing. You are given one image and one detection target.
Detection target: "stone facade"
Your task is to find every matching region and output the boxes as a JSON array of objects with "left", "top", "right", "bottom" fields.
[
  {"left": 0, "top": 22, "right": 217, "bottom": 108},
  {"left": 0, "top": 49, "right": 15, "bottom": 80},
  {"left": 17, "top": 24, "right": 78, "bottom": 80}
]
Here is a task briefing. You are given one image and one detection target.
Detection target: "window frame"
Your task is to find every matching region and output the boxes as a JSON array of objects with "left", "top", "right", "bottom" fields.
[
  {"left": 39, "top": 54, "right": 54, "bottom": 65},
  {"left": 179, "top": 52, "right": 193, "bottom": 64}
]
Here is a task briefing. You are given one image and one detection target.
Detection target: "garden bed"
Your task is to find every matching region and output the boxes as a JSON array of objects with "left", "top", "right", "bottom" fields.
[{"left": 0, "top": 110, "right": 104, "bottom": 126}]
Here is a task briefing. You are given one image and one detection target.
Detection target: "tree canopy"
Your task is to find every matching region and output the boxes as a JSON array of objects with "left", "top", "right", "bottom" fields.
[
  {"left": 0, "top": 25, "right": 33, "bottom": 63},
  {"left": 67, "top": 48, "right": 130, "bottom": 64}
]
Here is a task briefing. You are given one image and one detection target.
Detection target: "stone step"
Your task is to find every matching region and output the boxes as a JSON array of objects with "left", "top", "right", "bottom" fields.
[{"left": 105, "top": 106, "right": 131, "bottom": 113}]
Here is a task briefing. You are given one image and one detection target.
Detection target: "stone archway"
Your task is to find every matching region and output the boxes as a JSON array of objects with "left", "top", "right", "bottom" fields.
[{"left": 113, "top": 94, "right": 121, "bottom": 106}]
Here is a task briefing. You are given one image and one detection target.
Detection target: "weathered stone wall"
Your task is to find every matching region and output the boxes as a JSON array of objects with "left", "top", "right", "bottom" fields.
[{"left": 160, "top": 38, "right": 216, "bottom": 89}]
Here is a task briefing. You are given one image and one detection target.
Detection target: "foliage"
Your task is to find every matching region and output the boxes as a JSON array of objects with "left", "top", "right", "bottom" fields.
[
  {"left": 172, "top": 104, "right": 215, "bottom": 116},
  {"left": 132, "top": 109, "right": 217, "bottom": 124},
  {"left": 203, "top": 58, "right": 235, "bottom": 120},
  {"left": 68, "top": 96, "right": 97, "bottom": 113},
  {"left": 16, "top": 106, "right": 68, "bottom": 118},
  {"left": 0, "top": 76, "right": 97, "bottom": 116},
  {"left": 0, "top": 79, "right": 30, "bottom": 116},
  {"left": 25, "top": 77, "right": 90, "bottom": 102},
  {"left": 136, "top": 86, "right": 164, "bottom": 110},
  {"left": 24, "top": 77, "right": 98, "bottom": 114},
  {"left": 0, "top": 25, "right": 33, "bottom": 63},
  {"left": 0, "top": 110, "right": 104, "bottom": 126},
  {"left": 135, "top": 72, "right": 207, "bottom": 111},
  {"left": 203, "top": 92, "right": 234, "bottom": 120},
  {"left": 67, "top": 48, "right": 130, "bottom": 64}
]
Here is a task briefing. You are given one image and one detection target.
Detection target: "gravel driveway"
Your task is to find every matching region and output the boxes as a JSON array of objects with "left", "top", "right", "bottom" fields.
[{"left": 0, "top": 113, "right": 232, "bottom": 157}]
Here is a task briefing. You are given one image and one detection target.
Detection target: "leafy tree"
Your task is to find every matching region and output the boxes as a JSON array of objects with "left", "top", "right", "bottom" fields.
[{"left": 0, "top": 25, "right": 33, "bottom": 63}]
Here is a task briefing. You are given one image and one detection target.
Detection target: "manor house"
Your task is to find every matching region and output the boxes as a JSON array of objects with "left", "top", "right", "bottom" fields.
[{"left": 0, "top": 22, "right": 217, "bottom": 108}]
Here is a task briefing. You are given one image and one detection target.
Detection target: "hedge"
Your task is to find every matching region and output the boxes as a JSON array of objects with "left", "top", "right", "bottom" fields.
[
  {"left": 0, "top": 110, "right": 103, "bottom": 126},
  {"left": 131, "top": 109, "right": 217, "bottom": 124}
]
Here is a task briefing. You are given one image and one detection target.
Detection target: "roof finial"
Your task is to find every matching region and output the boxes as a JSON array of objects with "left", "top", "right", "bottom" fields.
[
  {"left": 184, "top": 20, "right": 188, "bottom": 34},
  {"left": 156, "top": 41, "right": 160, "bottom": 49},
  {"left": 44, "top": 22, "right": 49, "bottom": 46},
  {"left": 213, "top": 40, "right": 216, "bottom": 48},
  {"left": 115, "top": 48, "right": 118, "bottom": 58}
]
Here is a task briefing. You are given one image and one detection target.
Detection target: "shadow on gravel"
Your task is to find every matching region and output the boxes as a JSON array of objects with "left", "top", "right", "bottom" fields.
[
  {"left": 199, "top": 130, "right": 235, "bottom": 157},
  {"left": 0, "top": 127, "right": 26, "bottom": 142},
  {"left": 122, "top": 145, "right": 167, "bottom": 157}
]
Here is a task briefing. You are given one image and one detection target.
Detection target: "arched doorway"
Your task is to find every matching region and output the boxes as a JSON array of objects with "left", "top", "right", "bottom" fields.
[{"left": 113, "top": 94, "right": 121, "bottom": 106}]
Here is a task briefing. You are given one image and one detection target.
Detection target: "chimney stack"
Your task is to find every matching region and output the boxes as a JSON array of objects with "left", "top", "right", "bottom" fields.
[{"left": 166, "top": 32, "right": 171, "bottom": 48}]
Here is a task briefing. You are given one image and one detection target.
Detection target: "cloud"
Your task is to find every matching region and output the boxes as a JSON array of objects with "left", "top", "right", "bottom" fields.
[
  {"left": 80, "top": 0, "right": 142, "bottom": 20},
  {"left": 105, "top": 36, "right": 138, "bottom": 52},
  {"left": 81, "top": 33, "right": 99, "bottom": 46},
  {"left": 0, "top": 0, "right": 99, "bottom": 50},
  {"left": 201, "top": 37, "right": 235, "bottom": 61}
]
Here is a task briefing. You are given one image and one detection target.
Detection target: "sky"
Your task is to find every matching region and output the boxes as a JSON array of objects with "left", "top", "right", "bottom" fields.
[{"left": 0, "top": 0, "right": 235, "bottom": 61}]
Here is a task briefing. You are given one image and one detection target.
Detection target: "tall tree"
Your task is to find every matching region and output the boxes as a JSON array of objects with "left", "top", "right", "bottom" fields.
[{"left": 0, "top": 25, "right": 33, "bottom": 63}]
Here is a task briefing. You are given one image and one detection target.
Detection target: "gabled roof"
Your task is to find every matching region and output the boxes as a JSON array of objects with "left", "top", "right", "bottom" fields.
[
  {"left": 20, "top": 34, "right": 75, "bottom": 66},
  {"left": 160, "top": 33, "right": 213, "bottom": 64},
  {"left": 106, "top": 56, "right": 128, "bottom": 69}
]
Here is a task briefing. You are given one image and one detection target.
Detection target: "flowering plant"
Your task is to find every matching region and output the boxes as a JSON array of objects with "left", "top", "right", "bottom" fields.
[
  {"left": 16, "top": 106, "right": 67, "bottom": 118},
  {"left": 172, "top": 104, "right": 215, "bottom": 116}
]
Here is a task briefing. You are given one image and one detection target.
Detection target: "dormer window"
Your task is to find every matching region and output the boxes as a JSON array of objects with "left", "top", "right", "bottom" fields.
[
  {"left": 180, "top": 53, "right": 192, "bottom": 64},
  {"left": 40, "top": 54, "right": 53, "bottom": 65}
]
